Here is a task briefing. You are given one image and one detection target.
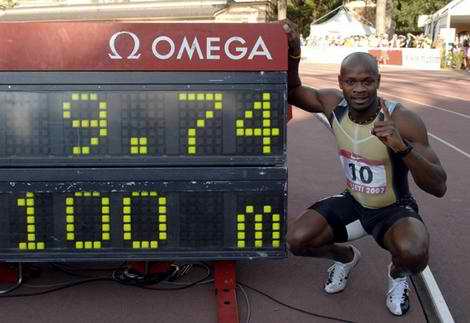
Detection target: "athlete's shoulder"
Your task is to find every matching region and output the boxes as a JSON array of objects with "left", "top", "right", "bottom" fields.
[
  {"left": 317, "top": 89, "right": 343, "bottom": 115},
  {"left": 389, "top": 102, "right": 421, "bottom": 122},
  {"left": 389, "top": 102, "right": 427, "bottom": 139}
]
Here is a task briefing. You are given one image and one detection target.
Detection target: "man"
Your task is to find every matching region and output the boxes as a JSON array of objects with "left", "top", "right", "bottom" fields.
[
  {"left": 463, "top": 39, "right": 469, "bottom": 71},
  {"left": 284, "top": 23, "right": 447, "bottom": 316}
]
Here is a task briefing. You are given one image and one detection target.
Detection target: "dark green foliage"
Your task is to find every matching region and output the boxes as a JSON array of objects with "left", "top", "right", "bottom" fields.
[
  {"left": 287, "top": 0, "right": 342, "bottom": 39},
  {"left": 394, "top": 0, "right": 450, "bottom": 35}
]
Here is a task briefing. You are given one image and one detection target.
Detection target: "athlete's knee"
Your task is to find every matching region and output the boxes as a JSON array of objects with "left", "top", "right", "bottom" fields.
[
  {"left": 287, "top": 209, "right": 335, "bottom": 256},
  {"left": 287, "top": 227, "right": 325, "bottom": 256},
  {"left": 392, "top": 239, "right": 429, "bottom": 274},
  {"left": 286, "top": 228, "right": 310, "bottom": 255}
]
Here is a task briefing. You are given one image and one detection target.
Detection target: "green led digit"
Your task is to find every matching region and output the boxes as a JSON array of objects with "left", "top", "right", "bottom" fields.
[
  {"left": 66, "top": 191, "right": 109, "bottom": 249},
  {"left": 236, "top": 204, "right": 281, "bottom": 249},
  {"left": 178, "top": 92, "right": 223, "bottom": 154},
  {"left": 130, "top": 137, "right": 148, "bottom": 155},
  {"left": 17, "top": 193, "right": 45, "bottom": 251},
  {"left": 122, "top": 191, "right": 167, "bottom": 249},
  {"left": 271, "top": 210, "right": 281, "bottom": 249},
  {"left": 236, "top": 212, "right": 246, "bottom": 249},
  {"left": 62, "top": 92, "right": 108, "bottom": 155},
  {"left": 236, "top": 92, "right": 280, "bottom": 154}
]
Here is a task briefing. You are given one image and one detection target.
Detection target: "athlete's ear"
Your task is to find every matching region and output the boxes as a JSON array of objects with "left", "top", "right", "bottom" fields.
[{"left": 338, "top": 75, "right": 343, "bottom": 90}]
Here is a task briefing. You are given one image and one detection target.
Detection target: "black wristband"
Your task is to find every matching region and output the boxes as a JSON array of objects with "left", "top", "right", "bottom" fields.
[
  {"left": 396, "top": 140, "right": 413, "bottom": 158},
  {"left": 288, "top": 53, "right": 301, "bottom": 60}
]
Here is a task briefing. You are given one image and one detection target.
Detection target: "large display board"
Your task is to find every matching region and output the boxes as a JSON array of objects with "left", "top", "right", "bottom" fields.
[{"left": 0, "top": 22, "right": 287, "bottom": 261}]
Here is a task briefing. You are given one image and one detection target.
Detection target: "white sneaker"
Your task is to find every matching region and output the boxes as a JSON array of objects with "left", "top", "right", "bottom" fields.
[
  {"left": 324, "top": 245, "right": 361, "bottom": 294},
  {"left": 386, "top": 263, "right": 410, "bottom": 316}
]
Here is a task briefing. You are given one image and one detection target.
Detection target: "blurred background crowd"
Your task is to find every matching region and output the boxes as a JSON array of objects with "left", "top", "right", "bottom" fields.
[{"left": 305, "top": 33, "right": 433, "bottom": 48}]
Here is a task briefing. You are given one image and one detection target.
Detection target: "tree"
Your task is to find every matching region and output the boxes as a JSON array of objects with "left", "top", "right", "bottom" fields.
[
  {"left": 394, "top": 0, "right": 451, "bottom": 35},
  {"left": 376, "top": 0, "right": 395, "bottom": 36},
  {"left": 286, "top": 0, "right": 452, "bottom": 39},
  {"left": 287, "top": 0, "right": 342, "bottom": 39},
  {"left": 278, "top": 0, "right": 287, "bottom": 20}
]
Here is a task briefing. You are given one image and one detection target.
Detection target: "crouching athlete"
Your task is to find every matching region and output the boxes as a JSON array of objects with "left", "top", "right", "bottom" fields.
[{"left": 284, "top": 23, "right": 447, "bottom": 316}]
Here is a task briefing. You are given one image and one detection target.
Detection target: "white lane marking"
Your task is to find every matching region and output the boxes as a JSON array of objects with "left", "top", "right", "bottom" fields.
[
  {"left": 313, "top": 107, "right": 470, "bottom": 160},
  {"left": 301, "top": 75, "right": 470, "bottom": 120},
  {"left": 313, "top": 113, "right": 458, "bottom": 321},
  {"left": 300, "top": 65, "right": 470, "bottom": 87},
  {"left": 428, "top": 133, "right": 470, "bottom": 159},
  {"left": 376, "top": 78, "right": 470, "bottom": 102},
  {"left": 420, "top": 267, "right": 455, "bottom": 323},
  {"left": 380, "top": 92, "right": 470, "bottom": 120}
]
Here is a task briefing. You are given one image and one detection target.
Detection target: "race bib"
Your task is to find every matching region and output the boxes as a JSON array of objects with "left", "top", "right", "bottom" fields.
[{"left": 339, "top": 150, "right": 387, "bottom": 195}]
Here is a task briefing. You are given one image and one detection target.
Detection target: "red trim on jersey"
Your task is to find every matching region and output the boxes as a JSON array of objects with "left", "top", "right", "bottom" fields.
[{"left": 339, "top": 149, "right": 384, "bottom": 166}]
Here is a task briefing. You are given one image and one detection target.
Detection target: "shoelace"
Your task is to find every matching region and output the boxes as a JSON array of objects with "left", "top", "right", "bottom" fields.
[
  {"left": 327, "top": 262, "right": 347, "bottom": 285},
  {"left": 388, "top": 277, "right": 409, "bottom": 304}
]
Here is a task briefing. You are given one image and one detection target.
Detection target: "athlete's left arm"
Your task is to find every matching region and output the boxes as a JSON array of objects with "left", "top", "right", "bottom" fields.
[{"left": 372, "top": 100, "right": 447, "bottom": 197}]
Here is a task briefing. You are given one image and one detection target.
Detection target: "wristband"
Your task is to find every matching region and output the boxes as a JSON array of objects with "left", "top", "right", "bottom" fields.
[
  {"left": 396, "top": 140, "right": 413, "bottom": 158},
  {"left": 289, "top": 53, "right": 301, "bottom": 59}
]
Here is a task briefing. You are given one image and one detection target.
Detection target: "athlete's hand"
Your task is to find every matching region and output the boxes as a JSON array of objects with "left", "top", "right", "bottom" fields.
[
  {"left": 281, "top": 19, "right": 301, "bottom": 58},
  {"left": 372, "top": 98, "right": 407, "bottom": 152}
]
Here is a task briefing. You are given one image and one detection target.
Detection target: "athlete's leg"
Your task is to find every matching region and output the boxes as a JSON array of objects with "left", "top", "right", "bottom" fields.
[
  {"left": 287, "top": 209, "right": 354, "bottom": 263},
  {"left": 382, "top": 217, "right": 429, "bottom": 277},
  {"left": 287, "top": 192, "right": 365, "bottom": 262},
  {"left": 372, "top": 213, "right": 428, "bottom": 316},
  {"left": 288, "top": 195, "right": 364, "bottom": 294}
]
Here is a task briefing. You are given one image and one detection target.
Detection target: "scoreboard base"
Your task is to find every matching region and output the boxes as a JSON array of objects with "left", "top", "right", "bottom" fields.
[{"left": 0, "top": 250, "right": 286, "bottom": 263}]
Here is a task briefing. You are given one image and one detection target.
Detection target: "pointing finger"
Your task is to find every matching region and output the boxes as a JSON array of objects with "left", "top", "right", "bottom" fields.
[{"left": 380, "top": 98, "right": 391, "bottom": 121}]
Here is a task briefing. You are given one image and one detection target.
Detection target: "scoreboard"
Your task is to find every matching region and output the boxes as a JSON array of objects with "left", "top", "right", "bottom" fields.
[{"left": 0, "top": 22, "right": 287, "bottom": 261}]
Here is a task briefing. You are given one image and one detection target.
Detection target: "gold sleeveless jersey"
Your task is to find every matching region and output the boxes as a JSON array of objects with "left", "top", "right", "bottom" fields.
[{"left": 329, "top": 99, "right": 410, "bottom": 209}]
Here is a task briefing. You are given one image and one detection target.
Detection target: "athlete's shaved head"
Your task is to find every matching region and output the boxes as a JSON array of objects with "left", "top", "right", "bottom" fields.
[
  {"left": 340, "top": 52, "right": 379, "bottom": 77},
  {"left": 337, "top": 52, "right": 381, "bottom": 112}
]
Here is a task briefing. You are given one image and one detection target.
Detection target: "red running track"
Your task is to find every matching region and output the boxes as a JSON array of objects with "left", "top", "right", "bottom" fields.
[{"left": 1, "top": 64, "right": 468, "bottom": 323}]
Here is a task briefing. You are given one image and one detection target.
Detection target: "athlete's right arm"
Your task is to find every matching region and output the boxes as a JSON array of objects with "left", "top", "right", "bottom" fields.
[
  {"left": 284, "top": 21, "right": 342, "bottom": 114},
  {"left": 288, "top": 61, "right": 341, "bottom": 114}
]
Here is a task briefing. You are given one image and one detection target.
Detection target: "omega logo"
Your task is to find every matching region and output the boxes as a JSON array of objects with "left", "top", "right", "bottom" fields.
[
  {"left": 108, "top": 31, "right": 141, "bottom": 60},
  {"left": 108, "top": 31, "right": 273, "bottom": 61}
]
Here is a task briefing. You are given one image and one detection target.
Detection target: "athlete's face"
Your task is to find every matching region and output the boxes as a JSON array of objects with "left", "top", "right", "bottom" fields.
[{"left": 338, "top": 65, "right": 380, "bottom": 112}]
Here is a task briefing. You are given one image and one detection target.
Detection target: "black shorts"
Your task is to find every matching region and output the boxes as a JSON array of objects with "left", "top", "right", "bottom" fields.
[{"left": 308, "top": 191, "right": 423, "bottom": 249}]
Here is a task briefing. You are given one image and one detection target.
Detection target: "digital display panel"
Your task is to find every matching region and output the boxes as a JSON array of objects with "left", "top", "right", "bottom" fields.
[
  {"left": 0, "top": 171, "right": 286, "bottom": 261},
  {"left": 0, "top": 87, "right": 284, "bottom": 165}
]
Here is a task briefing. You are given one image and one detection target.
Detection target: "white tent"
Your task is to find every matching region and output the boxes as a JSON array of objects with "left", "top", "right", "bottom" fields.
[{"left": 306, "top": 7, "right": 376, "bottom": 45}]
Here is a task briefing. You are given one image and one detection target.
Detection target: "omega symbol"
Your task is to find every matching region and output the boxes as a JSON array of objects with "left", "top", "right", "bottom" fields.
[{"left": 108, "top": 31, "right": 141, "bottom": 60}]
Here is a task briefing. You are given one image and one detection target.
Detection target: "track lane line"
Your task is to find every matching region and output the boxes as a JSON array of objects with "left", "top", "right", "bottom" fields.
[
  {"left": 421, "top": 267, "right": 455, "bottom": 323},
  {"left": 301, "top": 75, "right": 470, "bottom": 120},
  {"left": 380, "top": 93, "right": 470, "bottom": 120},
  {"left": 313, "top": 111, "right": 470, "bottom": 160},
  {"left": 300, "top": 65, "right": 470, "bottom": 85},
  {"left": 303, "top": 68, "right": 470, "bottom": 102},
  {"left": 428, "top": 133, "right": 470, "bottom": 159}
]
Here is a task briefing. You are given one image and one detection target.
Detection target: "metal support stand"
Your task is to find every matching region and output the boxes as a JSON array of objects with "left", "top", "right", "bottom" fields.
[{"left": 214, "top": 261, "right": 239, "bottom": 323}]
